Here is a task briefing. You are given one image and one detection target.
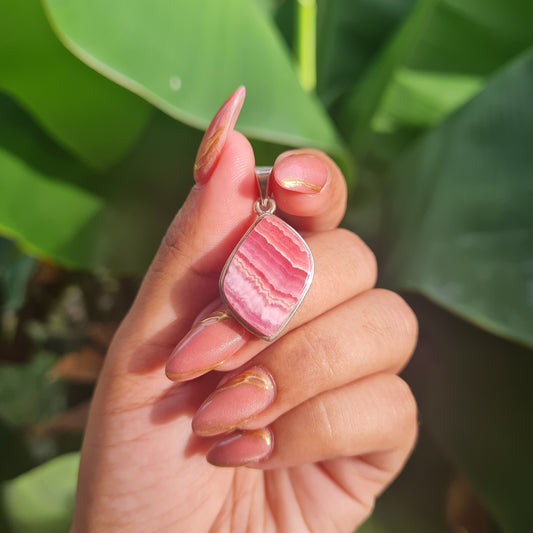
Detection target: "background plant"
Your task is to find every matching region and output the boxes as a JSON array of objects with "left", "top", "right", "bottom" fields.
[{"left": 1, "top": 0, "right": 532, "bottom": 531}]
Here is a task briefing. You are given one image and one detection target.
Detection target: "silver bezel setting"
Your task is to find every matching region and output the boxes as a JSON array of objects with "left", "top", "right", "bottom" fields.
[{"left": 219, "top": 213, "right": 314, "bottom": 341}]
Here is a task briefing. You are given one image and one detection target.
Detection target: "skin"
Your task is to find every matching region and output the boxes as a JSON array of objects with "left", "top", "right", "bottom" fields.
[{"left": 71, "top": 94, "right": 418, "bottom": 532}]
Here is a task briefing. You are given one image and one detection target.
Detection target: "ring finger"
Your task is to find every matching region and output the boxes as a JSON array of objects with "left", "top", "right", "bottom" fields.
[{"left": 191, "top": 288, "right": 418, "bottom": 436}]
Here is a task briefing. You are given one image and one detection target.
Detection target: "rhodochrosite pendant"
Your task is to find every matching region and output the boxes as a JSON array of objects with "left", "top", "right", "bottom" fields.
[{"left": 219, "top": 212, "right": 314, "bottom": 341}]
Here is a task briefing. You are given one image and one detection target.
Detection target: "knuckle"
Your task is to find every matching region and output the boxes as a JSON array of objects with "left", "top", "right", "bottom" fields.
[
  {"left": 336, "top": 229, "right": 378, "bottom": 287},
  {"left": 314, "top": 396, "right": 338, "bottom": 447},
  {"left": 305, "top": 328, "right": 339, "bottom": 381},
  {"left": 371, "top": 289, "right": 419, "bottom": 354},
  {"left": 387, "top": 375, "right": 418, "bottom": 435}
]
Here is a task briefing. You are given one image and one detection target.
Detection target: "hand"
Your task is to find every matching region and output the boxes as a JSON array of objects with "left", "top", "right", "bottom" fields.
[{"left": 71, "top": 88, "right": 418, "bottom": 532}]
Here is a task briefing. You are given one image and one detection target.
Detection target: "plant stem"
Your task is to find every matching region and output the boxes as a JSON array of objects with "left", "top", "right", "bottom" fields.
[{"left": 295, "top": 0, "right": 317, "bottom": 91}]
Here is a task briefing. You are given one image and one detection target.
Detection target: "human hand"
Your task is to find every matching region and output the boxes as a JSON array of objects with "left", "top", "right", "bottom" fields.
[{"left": 71, "top": 87, "right": 418, "bottom": 532}]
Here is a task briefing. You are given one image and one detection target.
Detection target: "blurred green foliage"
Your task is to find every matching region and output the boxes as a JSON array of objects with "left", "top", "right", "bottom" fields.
[{"left": 0, "top": 0, "right": 532, "bottom": 531}]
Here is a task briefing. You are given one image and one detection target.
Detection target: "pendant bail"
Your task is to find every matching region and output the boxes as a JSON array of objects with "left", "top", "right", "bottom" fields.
[
  {"left": 254, "top": 166, "right": 276, "bottom": 215},
  {"left": 255, "top": 166, "right": 272, "bottom": 205}
]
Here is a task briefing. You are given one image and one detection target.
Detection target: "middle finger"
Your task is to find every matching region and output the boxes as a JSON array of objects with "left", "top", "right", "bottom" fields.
[
  {"left": 165, "top": 228, "right": 377, "bottom": 380},
  {"left": 191, "top": 288, "right": 418, "bottom": 436}
]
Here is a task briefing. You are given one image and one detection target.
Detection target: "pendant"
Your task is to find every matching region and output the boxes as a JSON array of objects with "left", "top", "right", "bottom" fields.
[{"left": 219, "top": 167, "right": 314, "bottom": 341}]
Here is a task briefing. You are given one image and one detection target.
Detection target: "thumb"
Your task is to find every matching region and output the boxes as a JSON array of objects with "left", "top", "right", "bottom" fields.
[{"left": 113, "top": 88, "right": 256, "bottom": 371}]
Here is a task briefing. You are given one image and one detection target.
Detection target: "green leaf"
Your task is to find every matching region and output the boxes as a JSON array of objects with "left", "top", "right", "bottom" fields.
[
  {"left": 2, "top": 452, "right": 79, "bottom": 533},
  {"left": 0, "top": 421, "right": 33, "bottom": 483},
  {"left": 371, "top": 69, "right": 484, "bottom": 132},
  {"left": 405, "top": 297, "right": 533, "bottom": 532},
  {"left": 43, "top": 0, "right": 345, "bottom": 156},
  {"left": 0, "top": 147, "right": 103, "bottom": 268},
  {"left": 0, "top": 92, "right": 202, "bottom": 272},
  {"left": 91, "top": 111, "right": 203, "bottom": 273},
  {"left": 316, "top": 0, "right": 416, "bottom": 106},
  {"left": 254, "top": 0, "right": 278, "bottom": 15},
  {"left": 0, "top": 353, "right": 67, "bottom": 427},
  {"left": 382, "top": 48, "right": 533, "bottom": 347},
  {"left": 0, "top": 239, "right": 36, "bottom": 313},
  {"left": 0, "top": 93, "right": 109, "bottom": 269},
  {"left": 342, "top": 0, "right": 533, "bottom": 158},
  {"left": 0, "top": 0, "right": 151, "bottom": 170}
]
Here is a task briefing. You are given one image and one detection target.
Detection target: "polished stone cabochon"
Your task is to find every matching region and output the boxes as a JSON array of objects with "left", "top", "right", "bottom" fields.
[{"left": 220, "top": 214, "right": 313, "bottom": 340}]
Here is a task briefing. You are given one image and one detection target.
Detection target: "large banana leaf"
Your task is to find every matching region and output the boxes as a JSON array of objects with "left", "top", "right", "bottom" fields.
[
  {"left": 343, "top": 0, "right": 533, "bottom": 158},
  {"left": 316, "top": 0, "right": 415, "bottom": 106},
  {"left": 0, "top": 0, "right": 150, "bottom": 170},
  {"left": 0, "top": 147, "right": 103, "bottom": 266},
  {"left": 43, "top": 0, "right": 345, "bottom": 156},
  {"left": 0, "top": 95, "right": 200, "bottom": 272},
  {"left": 382, "top": 48, "right": 533, "bottom": 347}
]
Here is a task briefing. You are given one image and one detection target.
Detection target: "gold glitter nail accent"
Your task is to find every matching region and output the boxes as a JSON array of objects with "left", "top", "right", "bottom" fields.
[
  {"left": 194, "top": 310, "right": 231, "bottom": 329},
  {"left": 193, "top": 369, "right": 274, "bottom": 436},
  {"left": 194, "top": 125, "right": 226, "bottom": 171},
  {"left": 216, "top": 368, "right": 274, "bottom": 393},
  {"left": 196, "top": 422, "right": 273, "bottom": 439},
  {"left": 194, "top": 419, "right": 250, "bottom": 437},
  {"left": 166, "top": 358, "right": 226, "bottom": 381},
  {"left": 279, "top": 177, "right": 323, "bottom": 192},
  {"left": 250, "top": 428, "right": 273, "bottom": 447}
]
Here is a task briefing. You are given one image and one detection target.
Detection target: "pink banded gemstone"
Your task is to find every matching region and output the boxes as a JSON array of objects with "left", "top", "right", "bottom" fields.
[{"left": 220, "top": 214, "right": 314, "bottom": 340}]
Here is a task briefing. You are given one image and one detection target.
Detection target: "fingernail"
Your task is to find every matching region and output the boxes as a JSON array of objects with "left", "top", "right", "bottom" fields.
[
  {"left": 206, "top": 428, "right": 273, "bottom": 467},
  {"left": 274, "top": 154, "right": 328, "bottom": 193},
  {"left": 192, "top": 367, "right": 276, "bottom": 436},
  {"left": 166, "top": 303, "right": 249, "bottom": 381},
  {"left": 194, "top": 86, "right": 246, "bottom": 186}
]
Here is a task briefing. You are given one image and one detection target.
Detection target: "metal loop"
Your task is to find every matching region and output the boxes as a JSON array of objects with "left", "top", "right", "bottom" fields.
[
  {"left": 254, "top": 166, "right": 276, "bottom": 216},
  {"left": 254, "top": 197, "right": 276, "bottom": 215}
]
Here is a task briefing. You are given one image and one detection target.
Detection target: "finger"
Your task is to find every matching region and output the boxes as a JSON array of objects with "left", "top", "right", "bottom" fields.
[
  {"left": 205, "top": 373, "right": 418, "bottom": 475},
  {"left": 190, "top": 289, "right": 418, "bottom": 436},
  {"left": 165, "top": 229, "right": 377, "bottom": 380},
  {"left": 113, "top": 88, "right": 256, "bottom": 358},
  {"left": 111, "top": 91, "right": 351, "bottom": 376},
  {"left": 271, "top": 149, "right": 347, "bottom": 232}
]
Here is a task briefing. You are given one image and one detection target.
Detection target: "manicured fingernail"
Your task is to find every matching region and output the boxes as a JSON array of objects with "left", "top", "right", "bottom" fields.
[
  {"left": 165, "top": 303, "right": 250, "bottom": 381},
  {"left": 192, "top": 367, "right": 276, "bottom": 436},
  {"left": 206, "top": 428, "right": 273, "bottom": 467},
  {"left": 194, "top": 86, "right": 246, "bottom": 186},
  {"left": 274, "top": 154, "right": 328, "bottom": 193}
]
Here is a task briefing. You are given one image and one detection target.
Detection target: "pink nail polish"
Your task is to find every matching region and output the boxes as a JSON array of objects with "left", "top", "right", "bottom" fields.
[
  {"left": 274, "top": 154, "right": 328, "bottom": 193},
  {"left": 166, "top": 304, "right": 250, "bottom": 381},
  {"left": 194, "top": 86, "right": 246, "bottom": 186},
  {"left": 192, "top": 367, "right": 276, "bottom": 436},
  {"left": 206, "top": 428, "right": 273, "bottom": 467}
]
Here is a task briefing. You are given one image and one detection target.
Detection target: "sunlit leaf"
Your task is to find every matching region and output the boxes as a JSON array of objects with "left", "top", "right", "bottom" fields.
[
  {"left": 371, "top": 69, "right": 483, "bottom": 132},
  {"left": 0, "top": 148, "right": 103, "bottom": 267},
  {"left": 0, "top": 95, "right": 199, "bottom": 272},
  {"left": 2, "top": 452, "right": 79, "bottom": 533},
  {"left": 0, "top": 0, "right": 151, "bottom": 170},
  {"left": 43, "top": 0, "right": 345, "bottom": 156}
]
